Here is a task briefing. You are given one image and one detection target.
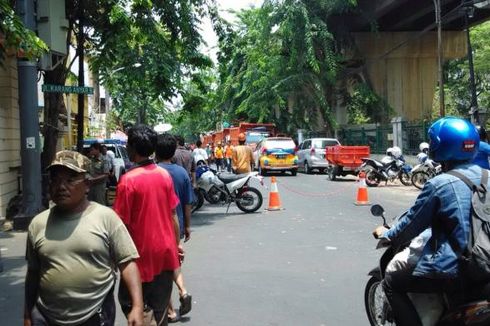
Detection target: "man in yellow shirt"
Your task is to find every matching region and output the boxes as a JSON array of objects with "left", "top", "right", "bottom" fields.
[
  {"left": 214, "top": 142, "right": 224, "bottom": 171},
  {"left": 232, "top": 133, "right": 254, "bottom": 174}
]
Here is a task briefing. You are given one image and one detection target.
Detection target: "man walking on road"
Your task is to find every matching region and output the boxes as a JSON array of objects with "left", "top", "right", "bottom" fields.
[
  {"left": 114, "top": 125, "right": 182, "bottom": 326},
  {"left": 88, "top": 142, "right": 111, "bottom": 205},
  {"left": 232, "top": 133, "right": 254, "bottom": 174},
  {"left": 171, "top": 135, "right": 195, "bottom": 185},
  {"left": 24, "top": 150, "right": 143, "bottom": 326},
  {"left": 224, "top": 141, "right": 234, "bottom": 172},
  {"left": 156, "top": 134, "right": 194, "bottom": 323}
]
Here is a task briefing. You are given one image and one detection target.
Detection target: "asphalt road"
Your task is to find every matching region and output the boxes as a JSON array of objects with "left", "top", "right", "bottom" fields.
[{"left": 0, "top": 172, "right": 420, "bottom": 325}]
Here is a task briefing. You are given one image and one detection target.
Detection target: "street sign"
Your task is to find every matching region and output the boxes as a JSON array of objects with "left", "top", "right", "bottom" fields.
[{"left": 42, "top": 84, "right": 94, "bottom": 94}]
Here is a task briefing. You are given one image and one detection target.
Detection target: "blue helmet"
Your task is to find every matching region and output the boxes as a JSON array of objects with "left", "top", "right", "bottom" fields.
[{"left": 428, "top": 117, "right": 479, "bottom": 162}]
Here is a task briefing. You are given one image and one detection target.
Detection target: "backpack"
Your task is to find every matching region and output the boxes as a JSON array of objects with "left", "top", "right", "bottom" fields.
[{"left": 446, "top": 169, "right": 490, "bottom": 282}]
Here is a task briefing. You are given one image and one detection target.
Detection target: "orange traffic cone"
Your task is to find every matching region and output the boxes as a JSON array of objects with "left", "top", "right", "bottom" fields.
[
  {"left": 355, "top": 171, "right": 370, "bottom": 206},
  {"left": 267, "top": 176, "right": 282, "bottom": 211}
]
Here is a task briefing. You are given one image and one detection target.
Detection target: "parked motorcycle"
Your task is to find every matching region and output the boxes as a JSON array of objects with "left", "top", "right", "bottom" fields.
[
  {"left": 365, "top": 204, "right": 490, "bottom": 326},
  {"left": 361, "top": 157, "right": 412, "bottom": 187},
  {"left": 192, "top": 167, "right": 264, "bottom": 213},
  {"left": 410, "top": 159, "right": 442, "bottom": 190}
]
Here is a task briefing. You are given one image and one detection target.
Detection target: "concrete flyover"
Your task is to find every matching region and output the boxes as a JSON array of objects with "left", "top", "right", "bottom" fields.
[{"left": 331, "top": 0, "right": 490, "bottom": 123}]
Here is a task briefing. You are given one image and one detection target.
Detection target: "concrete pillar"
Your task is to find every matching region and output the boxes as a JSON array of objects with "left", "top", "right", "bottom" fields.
[
  {"left": 391, "top": 117, "right": 404, "bottom": 152},
  {"left": 297, "top": 129, "right": 304, "bottom": 145}
]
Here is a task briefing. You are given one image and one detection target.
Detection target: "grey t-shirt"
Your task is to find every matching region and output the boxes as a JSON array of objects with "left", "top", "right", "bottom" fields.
[{"left": 26, "top": 202, "right": 139, "bottom": 325}]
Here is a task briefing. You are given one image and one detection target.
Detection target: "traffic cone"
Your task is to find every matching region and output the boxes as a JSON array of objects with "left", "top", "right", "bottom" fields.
[
  {"left": 355, "top": 171, "right": 370, "bottom": 206},
  {"left": 267, "top": 176, "right": 282, "bottom": 211}
]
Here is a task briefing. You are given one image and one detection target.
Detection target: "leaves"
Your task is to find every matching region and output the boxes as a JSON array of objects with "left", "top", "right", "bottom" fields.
[
  {"left": 180, "top": 0, "right": 358, "bottom": 135},
  {"left": 441, "top": 21, "right": 490, "bottom": 122},
  {"left": 0, "top": 0, "right": 48, "bottom": 64}
]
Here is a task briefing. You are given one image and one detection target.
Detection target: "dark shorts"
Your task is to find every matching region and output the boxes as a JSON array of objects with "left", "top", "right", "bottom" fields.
[
  {"left": 119, "top": 270, "right": 173, "bottom": 326},
  {"left": 31, "top": 288, "right": 115, "bottom": 326}
]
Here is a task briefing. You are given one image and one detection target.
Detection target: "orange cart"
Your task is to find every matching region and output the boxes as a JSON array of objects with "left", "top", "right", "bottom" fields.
[{"left": 326, "top": 145, "right": 370, "bottom": 181}]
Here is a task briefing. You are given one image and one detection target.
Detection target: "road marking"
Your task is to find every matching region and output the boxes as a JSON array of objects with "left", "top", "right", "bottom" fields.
[{"left": 325, "top": 246, "right": 337, "bottom": 250}]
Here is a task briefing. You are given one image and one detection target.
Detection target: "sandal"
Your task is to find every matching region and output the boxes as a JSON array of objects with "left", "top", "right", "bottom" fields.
[
  {"left": 179, "top": 293, "right": 192, "bottom": 316},
  {"left": 168, "top": 310, "right": 181, "bottom": 323}
]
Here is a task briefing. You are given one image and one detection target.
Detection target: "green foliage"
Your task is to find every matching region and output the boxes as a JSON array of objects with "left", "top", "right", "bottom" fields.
[
  {"left": 179, "top": 0, "right": 358, "bottom": 136},
  {"left": 442, "top": 21, "right": 490, "bottom": 119},
  {"left": 86, "top": 0, "right": 213, "bottom": 127},
  {"left": 0, "top": 0, "right": 48, "bottom": 64},
  {"left": 346, "top": 83, "right": 392, "bottom": 124}
]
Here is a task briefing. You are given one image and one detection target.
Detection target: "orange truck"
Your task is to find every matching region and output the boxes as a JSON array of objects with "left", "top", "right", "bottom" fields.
[{"left": 202, "top": 123, "right": 277, "bottom": 147}]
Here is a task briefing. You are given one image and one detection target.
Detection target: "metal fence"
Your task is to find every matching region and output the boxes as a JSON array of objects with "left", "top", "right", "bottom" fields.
[
  {"left": 402, "top": 121, "right": 430, "bottom": 155},
  {"left": 337, "top": 124, "right": 392, "bottom": 154},
  {"left": 337, "top": 121, "right": 431, "bottom": 155}
]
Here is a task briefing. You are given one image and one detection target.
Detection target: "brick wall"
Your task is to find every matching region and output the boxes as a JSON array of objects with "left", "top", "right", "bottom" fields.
[{"left": 0, "top": 56, "right": 21, "bottom": 218}]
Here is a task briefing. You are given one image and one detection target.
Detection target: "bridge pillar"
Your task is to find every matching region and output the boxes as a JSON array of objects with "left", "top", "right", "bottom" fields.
[{"left": 352, "top": 32, "right": 467, "bottom": 121}]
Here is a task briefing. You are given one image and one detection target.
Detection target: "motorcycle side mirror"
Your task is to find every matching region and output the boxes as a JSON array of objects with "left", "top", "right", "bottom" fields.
[
  {"left": 370, "top": 204, "right": 384, "bottom": 217},
  {"left": 371, "top": 204, "right": 390, "bottom": 228}
]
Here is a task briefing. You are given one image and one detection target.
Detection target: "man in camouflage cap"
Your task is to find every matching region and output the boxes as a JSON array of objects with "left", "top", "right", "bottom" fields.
[{"left": 24, "top": 150, "right": 144, "bottom": 326}]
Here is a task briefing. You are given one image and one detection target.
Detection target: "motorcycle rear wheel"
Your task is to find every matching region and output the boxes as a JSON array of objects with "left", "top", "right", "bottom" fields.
[
  {"left": 236, "top": 187, "right": 263, "bottom": 213},
  {"left": 365, "top": 170, "right": 380, "bottom": 187},
  {"left": 411, "top": 171, "right": 430, "bottom": 190},
  {"left": 365, "top": 276, "right": 395, "bottom": 326}
]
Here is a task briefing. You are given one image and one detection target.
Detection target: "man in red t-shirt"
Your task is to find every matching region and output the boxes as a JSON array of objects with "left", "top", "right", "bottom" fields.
[{"left": 114, "top": 125, "right": 181, "bottom": 326}]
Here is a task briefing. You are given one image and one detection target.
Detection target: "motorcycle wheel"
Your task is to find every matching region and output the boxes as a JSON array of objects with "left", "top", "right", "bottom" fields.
[
  {"left": 192, "top": 188, "right": 204, "bottom": 213},
  {"left": 365, "top": 170, "right": 380, "bottom": 187},
  {"left": 236, "top": 187, "right": 263, "bottom": 213},
  {"left": 411, "top": 171, "right": 430, "bottom": 190},
  {"left": 364, "top": 276, "right": 395, "bottom": 326},
  {"left": 399, "top": 172, "right": 412, "bottom": 186}
]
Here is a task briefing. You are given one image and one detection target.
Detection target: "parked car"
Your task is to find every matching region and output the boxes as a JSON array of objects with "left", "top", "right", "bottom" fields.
[
  {"left": 83, "top": 139, "right": 131, "bottom": 182},
  {"left": 297, "top": 138, "right": 340, "bottom": 174},
  {"left": 253, "top": 137, "right": 298, "bottom": 176}
]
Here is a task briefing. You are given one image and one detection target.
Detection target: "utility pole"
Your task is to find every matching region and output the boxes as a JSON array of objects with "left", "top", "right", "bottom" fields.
[
  {"left": 76, "top": 0, "right": 85, "bottom": 152},
  {"left": 434, "top": 0, "right": 445, "bottom": 117},
  {"left": 14, "top": 0, "right": 43, "bottom": 229}
]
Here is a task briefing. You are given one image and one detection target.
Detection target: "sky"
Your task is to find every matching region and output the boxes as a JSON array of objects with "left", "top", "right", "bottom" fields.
[{"left": 200, "top": 0, "right": 263, "bottom": 61}]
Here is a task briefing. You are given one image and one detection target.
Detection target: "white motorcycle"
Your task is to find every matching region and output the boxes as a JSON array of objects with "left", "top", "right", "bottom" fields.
[
  {"left": 410, "top": 159, "right": 442, "bottom": 190},
  {"left": 193, "top": 167, "right": 264, "bottom": 213}
]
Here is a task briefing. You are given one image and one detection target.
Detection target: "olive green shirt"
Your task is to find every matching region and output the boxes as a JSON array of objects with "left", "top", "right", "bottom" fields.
[{"left": 26, "top": 202, "right": 139, "bottom": 325}]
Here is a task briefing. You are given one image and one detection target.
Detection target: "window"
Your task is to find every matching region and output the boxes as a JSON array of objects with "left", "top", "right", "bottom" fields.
[{"left": 313, "top": 139, "right": 340, "bottom": 149}]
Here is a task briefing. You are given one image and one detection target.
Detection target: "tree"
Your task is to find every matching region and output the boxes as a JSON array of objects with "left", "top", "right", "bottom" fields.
[
  {"left": 183, "top": 0, "right": 358, "bottom": 136},
  {"left": 40, "top": 0, "right": 213, "bottom": 169},
  {"left": 441, "top": 21, "right": 490, "bottom": 122},
  {"left": 0, "top": 0, "right": 48, "bottom": 65}
]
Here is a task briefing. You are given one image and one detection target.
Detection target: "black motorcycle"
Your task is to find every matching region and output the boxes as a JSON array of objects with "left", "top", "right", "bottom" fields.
[
  {"left": 365, "top": 204, "right": 490, "bottom": 326},
  {"left": 361, "top": 157, "right": 412, "bottom": 187}
]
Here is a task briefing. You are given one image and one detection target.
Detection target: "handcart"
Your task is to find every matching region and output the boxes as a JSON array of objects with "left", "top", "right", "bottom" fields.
[{"left": 326, "top": 146, "right": 370, "bottom": 181}]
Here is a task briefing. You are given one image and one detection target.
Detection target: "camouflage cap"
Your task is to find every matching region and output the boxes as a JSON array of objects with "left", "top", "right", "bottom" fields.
[{"left": 47, "top": 150, "right": 91, "bottom": 173}]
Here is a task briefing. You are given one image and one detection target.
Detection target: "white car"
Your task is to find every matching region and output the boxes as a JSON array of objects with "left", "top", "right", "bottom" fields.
[
  {"left": 297, "top": 138, "right": 340, "bottom": 174},
  {"left": 83, "top": 140, "right": 131, "bottom": 183}
]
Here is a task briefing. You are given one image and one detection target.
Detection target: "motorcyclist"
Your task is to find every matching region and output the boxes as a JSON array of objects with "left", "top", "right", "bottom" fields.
[
  {"left": 373, "top": 117, "right": 484, "bottom": 326},
  {"left": 417, "top": 142, "right": 429, "bottom": 164},
  {"left": 472, "top": 125, "right": 490, "bottom": 169}
]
